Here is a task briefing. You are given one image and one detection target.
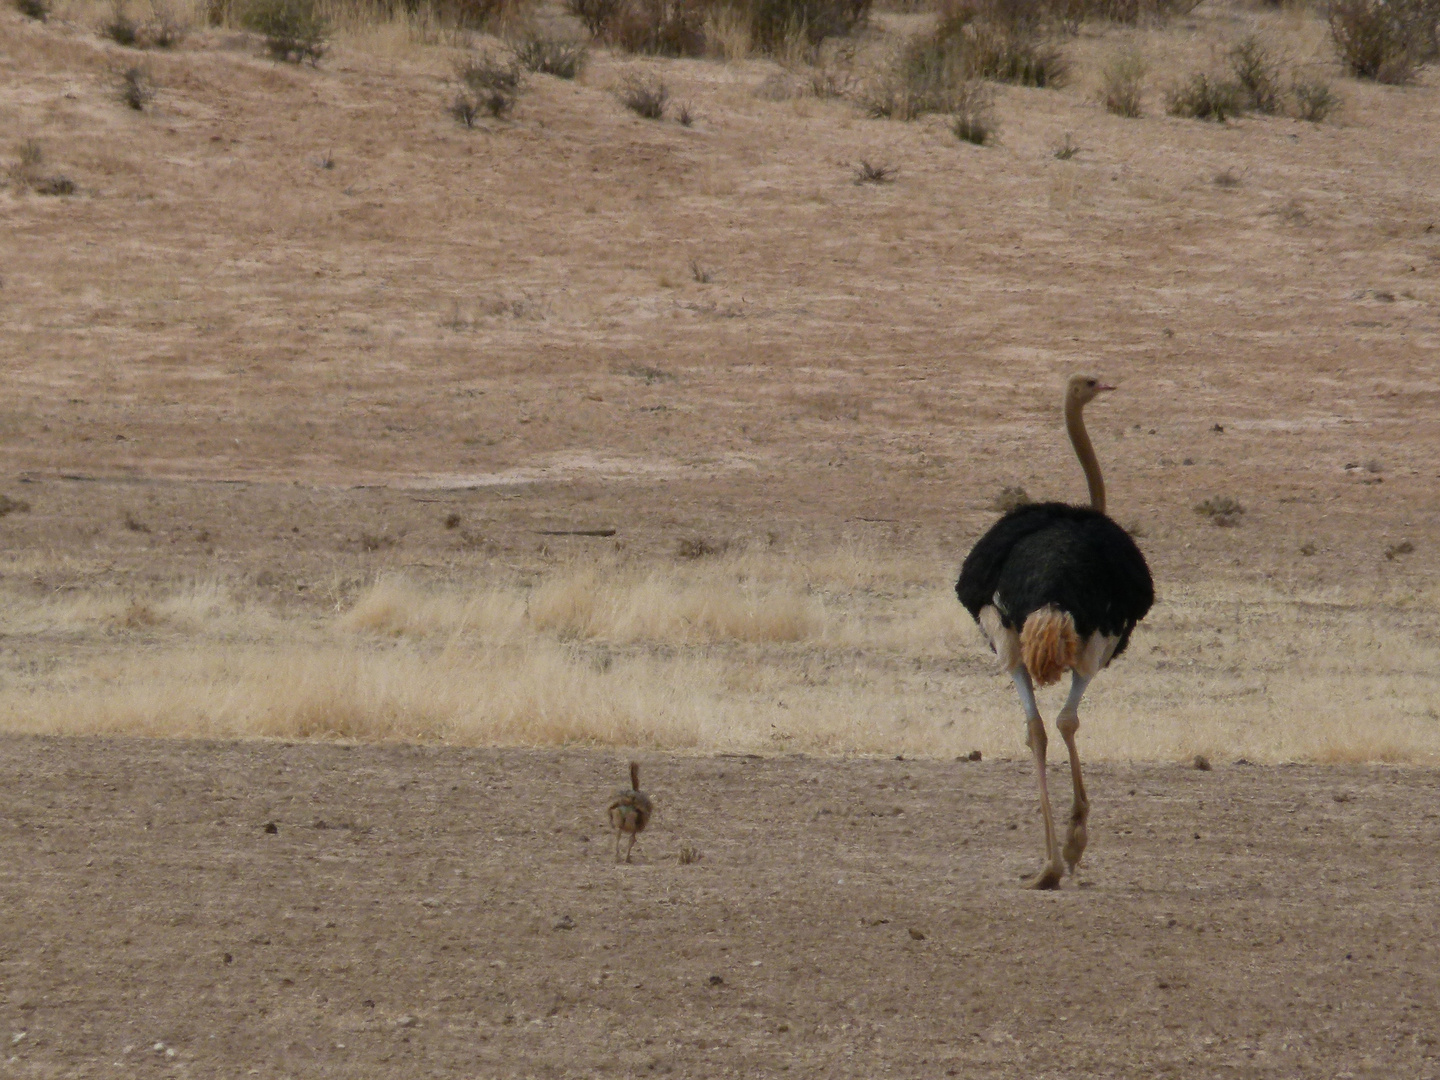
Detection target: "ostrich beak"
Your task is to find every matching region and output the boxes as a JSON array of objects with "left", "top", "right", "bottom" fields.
[{"left": 1095, "top": 382, "right": 1116, "bottom": 393}]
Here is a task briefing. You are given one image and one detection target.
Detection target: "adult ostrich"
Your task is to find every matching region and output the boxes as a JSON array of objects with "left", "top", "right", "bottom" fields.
[{"left": 956, "top": 375, "right": 1153, "bottom": 889}]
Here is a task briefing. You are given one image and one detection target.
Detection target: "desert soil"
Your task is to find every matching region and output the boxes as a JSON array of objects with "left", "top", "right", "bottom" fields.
[{"left": 3, "top": 734, "right": 1439, "bottom": 1078}]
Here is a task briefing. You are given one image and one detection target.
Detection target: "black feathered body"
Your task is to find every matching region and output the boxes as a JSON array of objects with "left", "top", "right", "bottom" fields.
[{"left": 957, "top": 502, "right": 1153, "bottom": 666}]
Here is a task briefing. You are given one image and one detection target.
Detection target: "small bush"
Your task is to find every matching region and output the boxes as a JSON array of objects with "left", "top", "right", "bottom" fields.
[
  {"left": 1166, "top": 72, "right": 1245, "bottom": 121},
  {"left": 144, "top": 3, "right": 186, "bottom": 47},
  {"left": 618, "top": 72, "right": 668, "bottom": 118},
  {"left": 241, "top": 0, "right": 327, "bottom": 64},
  {"left": 992, "top": 484, "right": 1031, "bottom": 512},
  {"left": 1099, "top": 44, "right": 1145, "bottom": 116},
  {"left": 1290, "top": 77, "right": 1338, "bottom": 121},
  {"left": 450, "top": 92, "right": 480, "bottom": 127},
  {"left": 1053, "top": 132, "right": 1078, "bottom": 158},
  {"left": 1328, "top": 0, "right": 1421, "bottom": 83},
  {"left": 119, "top": 65, "right": 154, "bottom": 110},
  {"left": 1227, "top": 34, "right": 1282, "bottom": 113},
  {"left": 938, "top": 1, "right": 1069, "bottom": 87},
  {"left": 951, "top": 79, "right": 997, "bottom": 143},
  {"left": 567, "top": 0, "right": 622, "bottom": 35},
  {"left": 7, "top": 139, "right": 74, "bottom": 195},
  {"left": 16, "top": 0, "right": 50, "bottom": 21},
  {"left": 853, "top": 159, "right": 896, "bottom": 184},
  {"left": 747, "top": 0, "right": 872, "bottom": 52},
  {"left": 1194, "top": 495, "right": 1244, "bottom": 526},
  {"left": 512, "top": 36, "right": 587, "bottom": 78},
  {"left": 675, "top": 100, "right": 695, "bottom": 125},
  {"left": 606, "top": 0, "right": 706, "bottom": 55},
  {"left": 103, "top": 4, "right": 141, "bottom": 45},
  {"left": 34, "top": 174, "right": 76, "bottom": 195},
  {"left": 458, "top": 52, "right": 521, "bottom": 116}
]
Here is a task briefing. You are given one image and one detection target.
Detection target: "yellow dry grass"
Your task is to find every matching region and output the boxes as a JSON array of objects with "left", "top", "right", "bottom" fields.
[{"left": 3, "top": 548, "right": 1437, "bottom": 765}]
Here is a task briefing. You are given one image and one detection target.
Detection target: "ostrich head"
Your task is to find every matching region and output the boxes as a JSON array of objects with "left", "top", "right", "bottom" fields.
[{"left": 1066, "top": 375, "right": 1115, "bottom": 409}]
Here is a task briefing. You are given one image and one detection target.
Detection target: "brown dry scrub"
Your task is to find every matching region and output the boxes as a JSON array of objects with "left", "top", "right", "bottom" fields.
[{"left": 1, "top": 550, "right": 1437, "bottom": 765}]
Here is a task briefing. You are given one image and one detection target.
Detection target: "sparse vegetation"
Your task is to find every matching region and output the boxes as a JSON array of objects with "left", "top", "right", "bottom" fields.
[
  {"left": 1166, "top": 72, "right": 1245, "bottom": 121},
  {"left": 1328, "top": 0, "right": 1426, "bottom": 83},
  {"left": 103, "top": 3, "right": 141, "bottom": 45},
  {"left": 7, "top": 139, "right": 75, "bottom": 196},
  {"left": 450, "top": 92, "right": 481, "bottom": 127},
  {"left": 678, "top": 844, "right": 703, "bottom": 864},
  {"left": 1385, "top": 539, "right": 1415, "bottom": 560},
  {"left": 1194, "top": 495, "right": 1244, "bottom": 527},
  {"left": 1290, "top": 77, "right": 1338, "bottom": 121},
  {"left": 0, "top": 494, "right": 32, "bottom": 517},
  {"left": 1099, "top": 45, "right": 1146, "bottom": 117},
  {"left": 689, "top": 258, "right": 711, "bottom": 283},
  {"left": 675, "top": 100, "right": 696, "bottom": 125},
  {"left": 618, "top": 72, "right": 668, "bottom": 118},
  {"left": 1053, "top": 132, "right": 1078, "bottom": 159},
  {"left": 606, "top": 0, "right": 707, "bottom": 56},
  {"left": 119, "top": 65, "right": 155, "bottom": 110},
  {"left": 951, "top": 80, "right": 997, "bottom": 143},
  {"left": 16, "top": 0, "right": 49, "bottom": 21},
  {"left": 993, "top": 485, "right": 1031, "bottom": 512},
  {"left": 457, "top": 52, "right": 523, "bottom": 119},
  {"left": 1213, "top": 167, "right": 1242, "bottom": 189},
  {"left": 675, "top": 536, "right": 728, "bottom": 559},
  {"left": 511, "top": 36, "right": 587, "bottom": 79},
  {"left": 567, "top": 0, "right": 622, "bottom": 35},
  {"left": 1227, "top": 34, "right": 1282, "bottom": 114},
  {"left": 867, "top": 0, "right": 1066, "bottom": 122},
  {"left": 853, "top": 159, "right": 896, "bottom": 184},
  {"left": 240, "top": 0, "right": 327, "bottom": 64}
]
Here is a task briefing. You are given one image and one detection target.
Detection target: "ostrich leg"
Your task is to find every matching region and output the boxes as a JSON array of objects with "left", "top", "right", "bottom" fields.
[
  {"left": 1013, "top": 668, "right": 1064, "bottom": 889},
  {"left": 1057, "top": 673, "right": 1092, "bottom": 874}
]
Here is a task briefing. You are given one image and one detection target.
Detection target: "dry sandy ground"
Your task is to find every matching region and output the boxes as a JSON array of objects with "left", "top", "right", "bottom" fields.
[{"left": 3, "top": 735, "right": 1439, "bottom": 1078}]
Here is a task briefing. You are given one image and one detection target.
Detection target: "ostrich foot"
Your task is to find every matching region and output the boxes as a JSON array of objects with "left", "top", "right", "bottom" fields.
[
  {"left": 1063, "top": 818, "right": 1088, "bottom": 875},
  {"left": 1025, "top": 862, "right": 1064, "bottom": 890}
]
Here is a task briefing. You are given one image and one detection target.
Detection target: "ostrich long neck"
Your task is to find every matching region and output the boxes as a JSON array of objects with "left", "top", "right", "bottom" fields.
[{"left": 1065, "top": 396, "right": 1106, "bottom": 514}]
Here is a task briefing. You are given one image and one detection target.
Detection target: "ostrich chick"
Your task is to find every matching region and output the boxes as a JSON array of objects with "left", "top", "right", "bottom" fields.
[{"left": 608, "top": 761, "right": 652, "bottom": 863}]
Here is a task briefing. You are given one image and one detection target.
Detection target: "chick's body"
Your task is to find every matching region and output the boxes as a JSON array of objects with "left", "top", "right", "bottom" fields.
[{"left": 609, "top": 762, "right": 652, "bottom": 862}]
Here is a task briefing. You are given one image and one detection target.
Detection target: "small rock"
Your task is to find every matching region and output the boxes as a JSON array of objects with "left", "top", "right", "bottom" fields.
[
  {"left": 394, "top": 1015, "right": 418, "bottom": 1029},
  {"left": 968, "top": 750, "right": 982, "bottom": 762},
  {"left": 553, "top": 915, "right": 575, "bottom": 931},
  {"left": 708, "top": 975, "right": 724, "bottom": 986},
  {"left": 222, "top": 953, "right": 233, "bottom": 964},
  {"left": 262, "top": 822, "right": 278, "bottom": 834},
  {"left": 1192, "top": 755, "right": 1211, "bottom": 771},
  {"left": 11, "top": 1033, "right": 25, "bottom": 1045},
  {"left": 362, "top": 1000, "right": 375, "bottom": 1009},
  {"left": 908, "top": 928, "right": 926, "bottom": 941}
]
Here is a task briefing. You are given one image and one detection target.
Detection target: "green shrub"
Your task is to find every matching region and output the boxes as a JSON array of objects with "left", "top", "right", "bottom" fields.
[
  {"left": 241, "top": 0, "right": 328, "bottom": 64},
  {"left": 1165, "top": 72, "right": 1245, "bottom": 121},
  {"left": 512, "top": 36, "right": 588, "bottom": 77},
  {"left": 1099, "top": 44, "right": 1145, "bottom": 116}
]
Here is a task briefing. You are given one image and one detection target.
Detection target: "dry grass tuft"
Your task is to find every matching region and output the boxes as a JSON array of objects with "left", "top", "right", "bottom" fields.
[
  {"left": 1194, "top": 495, "right": 1244, "bottom": 526},
  {"left": 1100, "top": 44, "right": 1146, "bottom": 117},
  {"left": 0, "top": 554, "right": 1437, "bottom": 765},
  {"left": 618, "top": 71, "right": 668, "bottom": 118}
]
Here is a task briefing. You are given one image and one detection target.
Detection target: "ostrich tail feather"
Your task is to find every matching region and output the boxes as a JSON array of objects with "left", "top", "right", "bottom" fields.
[
  {"left": 629, "top": 761, "right": 641, "bottom": 791},
  {"left": 1020, "top": 607, "right": 1079, "bottom": 687}
]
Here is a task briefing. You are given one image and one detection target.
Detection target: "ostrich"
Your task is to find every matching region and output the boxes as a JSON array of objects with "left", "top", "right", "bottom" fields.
[
  {"left": 608, "top": 761, "right": 653, "bottom": 863},
  {"left": 956, "top": 376, "right": 1153, "bottom": 889}
]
